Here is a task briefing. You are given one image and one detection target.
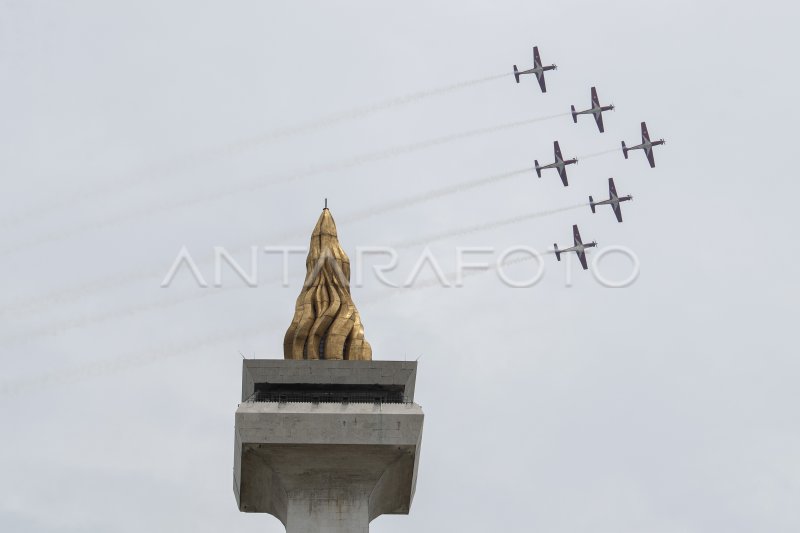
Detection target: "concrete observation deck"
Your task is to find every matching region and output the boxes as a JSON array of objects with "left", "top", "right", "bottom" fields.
[{"left": 233, "top": 360, "right": 424, "bottom": 533}]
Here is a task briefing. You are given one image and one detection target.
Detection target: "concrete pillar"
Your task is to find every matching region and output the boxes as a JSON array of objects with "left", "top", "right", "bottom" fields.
[{"left": 286, "top": 488, "right": 369, "bottom": 533}]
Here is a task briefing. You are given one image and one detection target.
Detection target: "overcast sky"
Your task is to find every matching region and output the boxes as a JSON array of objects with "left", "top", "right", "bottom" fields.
[{"left": 1, "top": 1, "right": 799, "bottom": 532}]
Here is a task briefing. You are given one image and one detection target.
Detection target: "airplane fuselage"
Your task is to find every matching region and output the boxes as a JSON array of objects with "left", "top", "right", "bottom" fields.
[
  {"left": 628, "top": 138, "right": 665, "bottom": 151},
  {"left": 540, "top": 161, "right": 562, "bottom": 170},
  {"left": 593, "top": 198, "right": 616, "bottom": 207},
  {"left": 593, "top": 194, "right": 632, "bottom": 207},
  {"left": 518, "top": 64, "right": 555, "bottom": 76},
  {"left": 561, "top": 242, "right": 597, "bottom": 254},
  {"left": 576, "top": 104, "right": 614, "bottom": 116},
  {"left": 540, "top": 158, "right": 577, "bottom": 171}
]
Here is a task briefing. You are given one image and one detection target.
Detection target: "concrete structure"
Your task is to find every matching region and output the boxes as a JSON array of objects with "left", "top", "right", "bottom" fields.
[{"left": 234, "top": 360, "right": 424, "bottom": 533}]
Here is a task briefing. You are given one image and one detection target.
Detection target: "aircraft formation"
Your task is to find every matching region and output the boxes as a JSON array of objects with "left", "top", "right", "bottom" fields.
[{"left": 514, "top": 46, "right": 666, "bottom": 270}]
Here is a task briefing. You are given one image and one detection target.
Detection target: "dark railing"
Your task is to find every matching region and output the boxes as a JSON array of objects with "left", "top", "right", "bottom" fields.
[{"left": 244, "top": 390, "right": 411, "bottom": 405}]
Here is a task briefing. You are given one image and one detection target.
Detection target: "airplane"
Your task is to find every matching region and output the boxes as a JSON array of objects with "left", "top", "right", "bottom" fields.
[
  {"left": 554, "top": 225, "right": 597, "bottom": 270},
  {"left": 513, "top": 46, "right": 557, "bottom": 93},
  {"left": 535, "top": 141, "right": 578, "bottom": 186},
  {"left": 590, "top": 177, "right": 633, "bottom": 223},
  {"left": 571, "top": 86, "right": 615, "bottom": 133},
  {"left": 622, "top": 121, "right": 665, "bottom": 168}
]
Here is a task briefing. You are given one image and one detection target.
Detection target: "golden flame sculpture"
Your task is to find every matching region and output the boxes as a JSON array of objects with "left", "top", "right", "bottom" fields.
[{"left": 283, "top": 207, "right": 372, "bottom": 360}]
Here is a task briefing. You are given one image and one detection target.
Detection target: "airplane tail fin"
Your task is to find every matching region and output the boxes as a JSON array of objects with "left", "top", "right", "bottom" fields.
[
  {"left": 534, "top": 161, "right": 541, "bottom": 178},
  {"left": 589, "top": 196, "right": 596, "bottom": 213},
  {"left": 570, "top": 105, "right": 577, "bottom": 123},
  {"left": 513, "top": 65, "right": 520, "bottom": 83},
  {"left": 554, "top": 244, "right": 561, "bottom": 261},
  {"left": 621, "top": 141, "right": 628, "bottom": 159}
]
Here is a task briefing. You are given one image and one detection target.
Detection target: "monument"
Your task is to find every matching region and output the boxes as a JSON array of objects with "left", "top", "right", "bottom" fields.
[{"left": 233, "top": 207, "right": 424, "bottom": 533}]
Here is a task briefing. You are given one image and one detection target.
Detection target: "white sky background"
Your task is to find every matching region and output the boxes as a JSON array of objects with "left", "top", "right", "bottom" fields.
[{"left": 1, "top": 1, "right": 799, "bottom": 531}]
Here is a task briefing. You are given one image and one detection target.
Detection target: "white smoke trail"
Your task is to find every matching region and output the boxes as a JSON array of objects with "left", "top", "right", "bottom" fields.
[
  {"left": 2, "top": 202, "right": 574, "bottom": 393},
  {"left": 0, "top": 239, "right": 298, "bottom": 321},
  {"left": 0, "top": 166, "right": 535, "bottom": 319},
  {"left": 341, "top": 167, "right": 532, "bottom": 223},
  {"left": 392, "top": 203, "right": 588, "bottom": 250},
  {"left": 0, "top": 115, "right": 565, "bottom": 258},
  {"left": 0, "top": 73, "right": 510, "bottom": 232},
  {"left": 0, "top": 246, "right": 549, "bottom": 397},
  {"left": 273, "top": 114, "right": 566, "bottom": 185},
  {"left": 0, "top": 321, "right": 271, "bottom": 397},
  {"left": 0, "top": 202, "right": 581, "bottom": 346},
  {"left": 224, "top": 72, "right": 511, "bottom": 153},
  {"left": 0, "top": 252, "right": 540, "bottom": 397},
  {"left": 0, "top": 287, "right": 239, "bottom": 347},
  {"left": 578, "top": 147, "right": 621, "bottom": 160},
  {"left": 361, "top": 253, "right": 539, "bottom": 296}
]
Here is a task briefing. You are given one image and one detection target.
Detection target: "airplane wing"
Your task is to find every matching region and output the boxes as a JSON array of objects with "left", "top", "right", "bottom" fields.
[
  {"left": 641, "top": 121, "right": 650, "bottom": 142},
  {"left": 536, "top": 71, "right": 547, "bottom": 92},
  {"left": 533, "top": 46, "right": 542, "bottom": 68},
  {"left": 591, "top": 86, "right": 599, "bottom": 106},
  {"left": 594, "top": 111, "right": 605, "bottom": 133},
  {"left": 558, "top": 165, "right": 568, "bottom": 186},
  {"left": 612, "top": 202, "right": 623, "bottom": 223},
  {"left": 608, "top": 177, "right": 617, "bottom": 197},
  {"left": 577, "top": 250, "right": 588, "bottom": 270},
  {"left": 553, "top": 141, "right": 563, "bottom": 162},
  {"left": 645, "top": 146, "right": 656, "bottom": 168},
  {"left": 572, "top": 224, "right": 582, "bottom": 245}
]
